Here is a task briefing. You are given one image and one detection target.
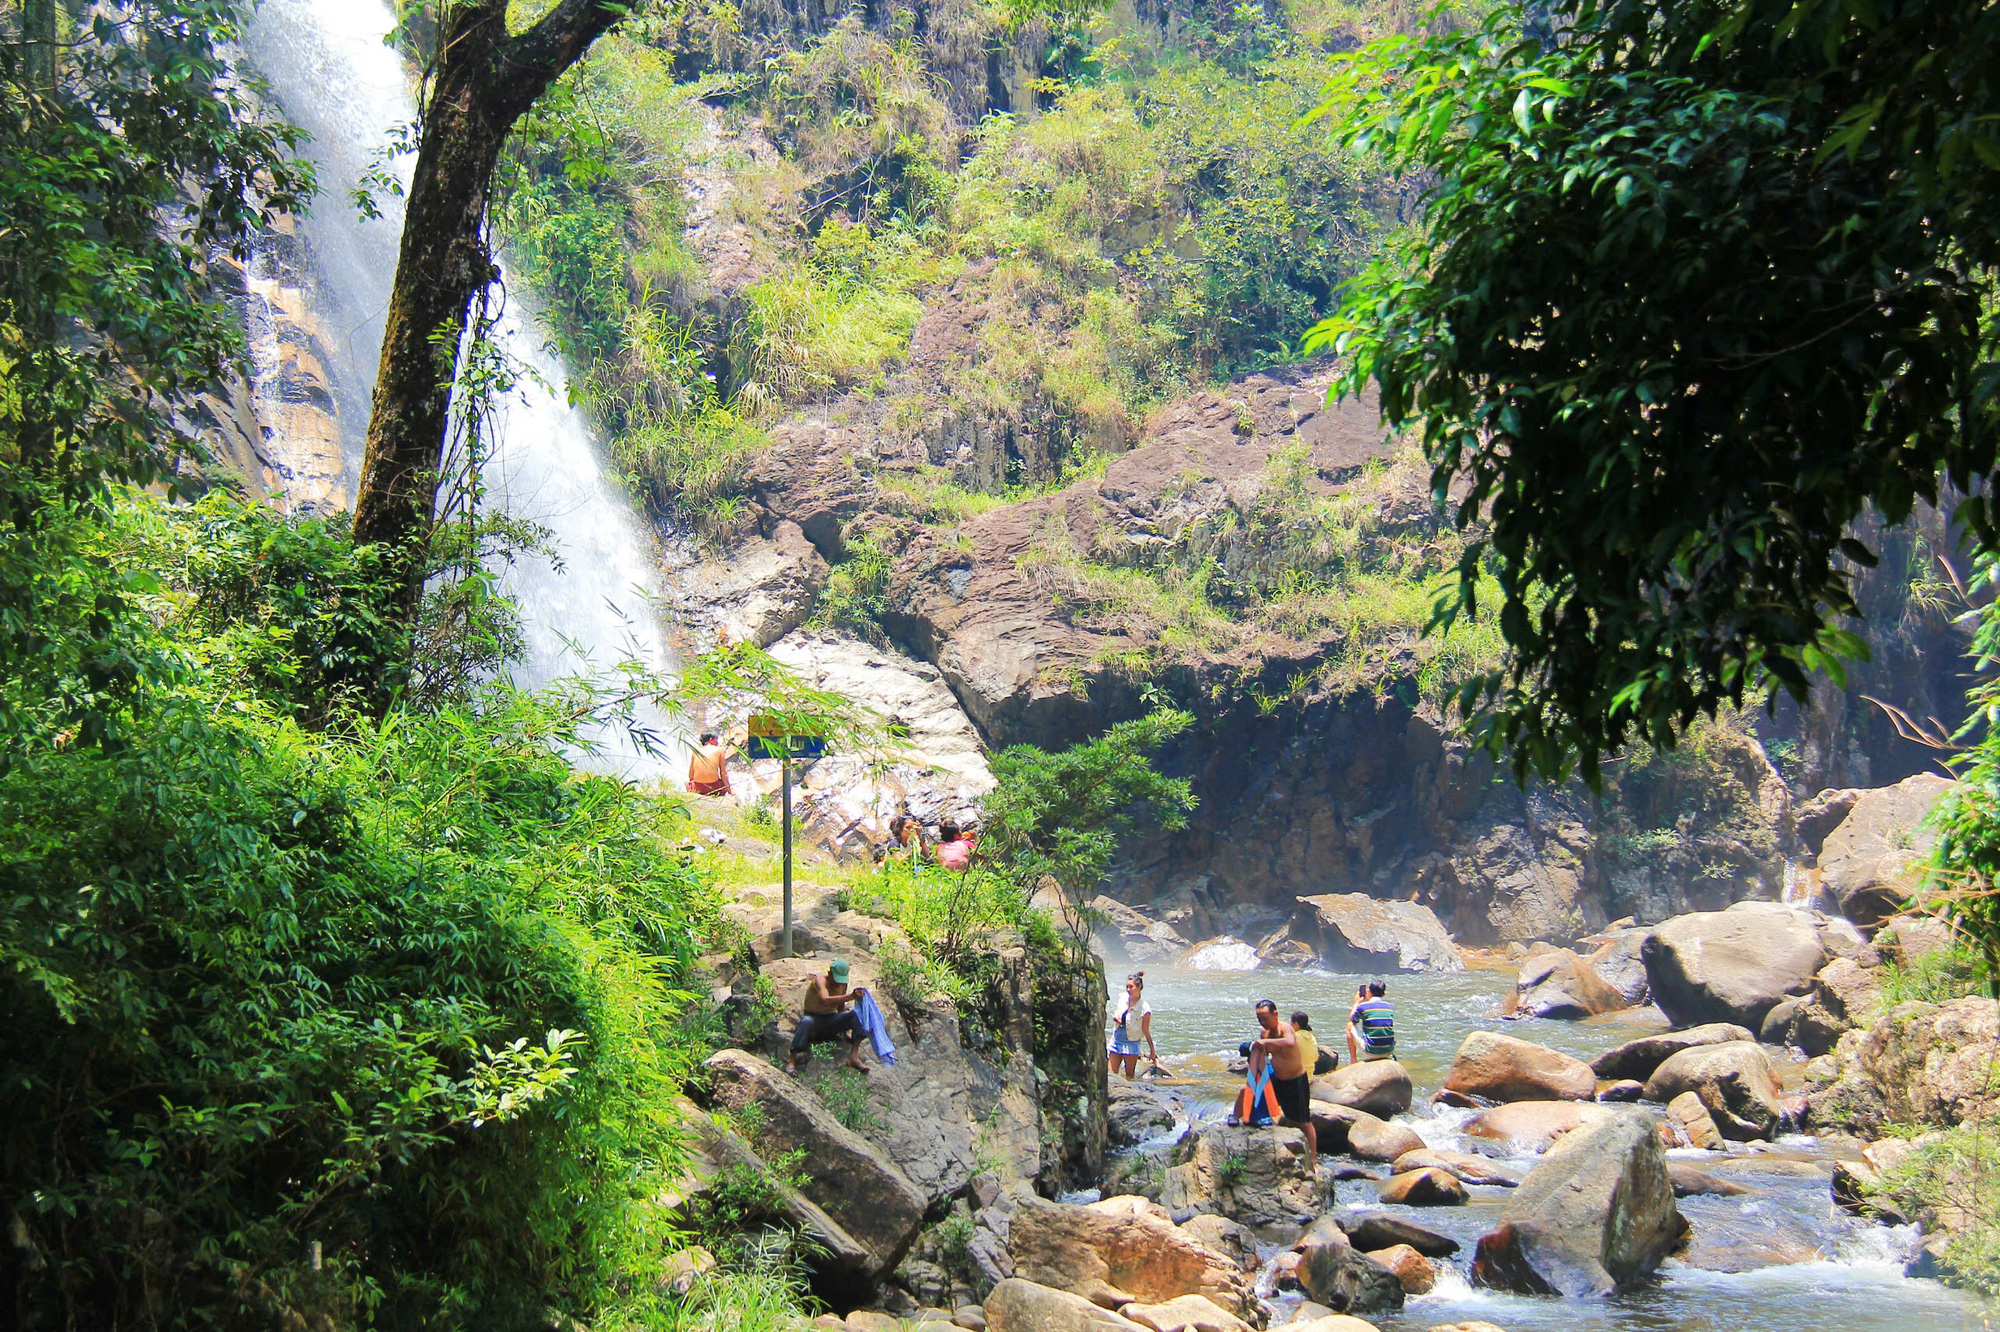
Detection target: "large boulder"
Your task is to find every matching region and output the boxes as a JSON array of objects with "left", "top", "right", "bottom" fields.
[
  {"left": 1176, "top": 1215, "right": 1261, "bottom": 1273},
  {"left": 1469, "top": 1112, "right": 1687, "bottom": 1296},
  {"left": 1161, "top": 1124, "right": 1321, "bottom": 1229},
  {"left": 1363, "top": 1244, "right": 1436, "bottom": 1295},
  {"left": 703, "top": 1049, "right": 929, "bottom": 1274},
  {"left": 1346, "top": 1116, "right": 1426, "bottom": 1164},
  {"left": 1119, "top": 1296, "right": 1252, "bottom": 1332},
  {"left": 1311, "top": 1061, "right": 1413, "bottom": 1117},
  {"left": 1643, "top": 1041, "right": 1789, "bottom": 1141},
  {"left": 1808, "top": 997, "right": 2000, "bottom": 1135},
  {"left": 1589, "top": 1023, "right": 1757, "bottom": 1082},
  {"left": 1289, "top": 894, "right": 1464, "bottom": 974},
  {"left": 1461, "top": 1102, "right": 1616, "bottom": 1155},
  {"left": 1391, "top": 1149, "right": 1523, "bottom": 1188},
  {"left": 1376, "top": 1169, "right": 1467, "bottom": 1206},
  {"left": 1664, "top": 1091, "right": 1725, "bottom": 1150},
  {"left": 1641, "top": 903, "right": 1835, "bottom": 1029},
  {"left": 1443, "top": 1031, "right": 1597, "bottom": 1102},
  {"left": 1781, "top": 956, "right": 1884, "bottom": 1057},
  {"left": 1498, "top": 949, "right": 1628, "bottom": 1020},
  {"left": 1584, "top": 928, "right": 1654, "bottom": 1007},
  {"left": 1817, "top": 774, "right": 1953, "bottom": 932},
  {"left": 1107, "top": 1081, "right": 1181, "bottom": 1148},
  {"left": 984, "top": 1279, "right": 1147, "bottom": 1332},
  {"left": 1297, "top": 1243, "right": 1405, "bottom": 1315},
  {"left": 1092, "top": 896, "right": 1192, "bottom": 964},
  {"left": 1341, "top": 1213, "right": 1459, "bottom": 1258},
  {"left": 1004, "top": 1194, "right": 1261, "bottom": 1321}
]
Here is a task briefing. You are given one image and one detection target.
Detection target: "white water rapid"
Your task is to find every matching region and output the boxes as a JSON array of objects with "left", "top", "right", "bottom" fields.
[{"left": 240, "top": 0, "right": 679, "bottom": 776}]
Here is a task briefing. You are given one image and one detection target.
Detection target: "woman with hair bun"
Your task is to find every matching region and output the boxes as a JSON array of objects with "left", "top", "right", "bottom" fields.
[{"left": 1108, "top": 971, "right": 1158, "bottom": 1079}]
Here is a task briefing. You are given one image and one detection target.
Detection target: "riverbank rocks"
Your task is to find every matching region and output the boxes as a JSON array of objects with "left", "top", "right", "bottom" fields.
[
  {"left": 1108, "top": 1082, "right": 1180, "bottom": 1148},
  {"left": 703, "top": 1049, "right": 929, "bottom": 1274},
  {"left": 1162, "top": 1124, "right": 1321, "bottom": 1228},
  {"left": 984, "top": 1279, "right": 1146, "bottom": 1332},
  {"left": 1470, "top": 1112, "right": 1686, "bottom": 1297},
  {"left": 1462, "top": 1101, "right": 1616, "bottom": 1155},
  {"left": 1341, "top": 1214, "right": 1460, "bottom": 1258},
  {"left": 1391, "top": 1149, "right": 1523, "bottom": 1188},
  {"left": 1809, "top": 997, "right": 2000, "bottom": 1135},
  {"left": 1091, "top": 896, "right": 1192, "bottom": 964},
  {"left": 1640, "top": 903, "right": 1841, "bottom": 1030},
  {"left": 1120, "top": 1296, "right": 1253, "bottom": 1332},
  {"left": 1004, "top": 1194, "right": 1261, "bottom": 1322},
  {"left": 1589, "top": 1023, "right": 1757, "bottom": 1083},
  {"left": 1288, "top": 894, "right": 1464, "bottom": 973},
  {"left": 1297, "top": 1243, "right": 1405, "bottom": 1315},
  {"left": 1346, "top": 1116, "right": 1426, "bottom": 1164},
  {"left": 1644, "top": 1041, "right": 1788, "bottom": 1141},
  {"left": 1311, "top": 1061, "right": 1412, "bottom": 1117},
  {"left": 1376, "top": 1169, "right": 1467, "bottom": 1207},
  {"left": 1177, "top": 1216, "right": 1260, "bottom": 1273},
  {"left": 1584, "top": 928, "right": 1654, "bottom": 1006},
  {"left": 1363, "top": 1245, "right": 1436, "bottom": 1295},
  {"left": 1444, "top": 1032, "right": 1597, "bottom": 1102},
  {"left": 1817, "top": 774, "right": 1952, "bottom": 931},
  {"left": 1768, "top": 956, "right": 1883, "bottom": 1056},
  {"left": 1497, "top": 949, "right": 1628, "bottom": 1020},
  {"left": 1664, "top": 1092, "right": 1724, "bottom": 1150}
]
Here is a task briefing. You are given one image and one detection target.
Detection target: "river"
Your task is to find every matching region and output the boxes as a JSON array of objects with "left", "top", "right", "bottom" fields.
[{"left": 1106, "top": 958, "right": 1992, "bottom": 1332}]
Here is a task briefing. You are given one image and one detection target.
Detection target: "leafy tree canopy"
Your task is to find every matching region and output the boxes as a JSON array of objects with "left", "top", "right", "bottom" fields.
[{"left": 1308, "top": 0, "right": 2000, "bottom": 785}]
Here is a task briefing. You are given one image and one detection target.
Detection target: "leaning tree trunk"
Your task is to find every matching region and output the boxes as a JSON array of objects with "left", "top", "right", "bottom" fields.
[{"left": 352, "top": 0, "right": 629, "bottom": 635}]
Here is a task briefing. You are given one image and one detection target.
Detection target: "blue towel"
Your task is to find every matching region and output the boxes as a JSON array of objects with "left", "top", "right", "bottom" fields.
[{"left": 856, "top": 990, "right": 897, "bottom": 1066}]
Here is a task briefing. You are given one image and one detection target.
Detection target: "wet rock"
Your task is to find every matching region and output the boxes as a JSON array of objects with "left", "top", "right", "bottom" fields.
[
  {"left": 1428, "top": 1088, "right": 1481, "bottom": 1110},
  {"left": 1461, "top": 1101, "right": 1615, "bottom": 1155},
  {"left": 1362, "top": 1245, "right": 1435, "bottom": 1295},
  {"left": 1597, "top": 1079, "right": 1645, "bottom": 1103},
  {"left": 1346, "top": 1116, "right": 1426, "bottom": 1165},
  {"left": 703, "top": 1049, "right": 929, "bottom": 1274},
  {"left": 1004, "top": 1193, "right": 1261, "bottom": 1321},
  {"left": 1497, "top": 948, "right": 1628, "bottom": 1019},
  {"left": 1310, "top": 1061, "right": 1413, "bottom": 1117},
  {"left": 1161, "top": 1124, "right": 1321, "bottom": 1229},
  {"left": 1644, "top": 1041, "right": 1787, "bottom": 1141},
  {"left": 1808, "top": 997, "right": 2000, "bottom": 1134},
  {"left": 1297, "top": 1243, "right": 1405, "bottom": 1316},
  {"left": 1470, "top": 1112, "right": 1686, "bottom": 1296},
  {"left": 1390, "top": 1149, "right": 1523, "bottom": 1188},
  {"left": 1107, "top": 1081, "right": 1180, "bottom": 1148},
  {"left": 984, "top": 1278, "right": 1147, "bottom": 1332},
  {"left": 1177, "top": 1215, "right": 1260, "bottom": 1272},
  {"left": 1119, "top": 1295, "right": 1254, "bottom": 1332},
  {"left": 1375, "top": 1169, "right": 1467, "bottom": 1207},
  {"left": 1641, "top": 903, "right": 1834, "bottom": 1030},
  {"left": 1589, "top": 1023, "right": 1757, "bottom": 1082},
  {"left": 1667, "top": 1163, "right": 1750, "bottom": 1197},
  {"left": 1817, "top": 774, "right": 1952, "bottom": 932},
  {"left": 1288, "top": 894, "right": 1464, "bottom": 973},
  {"left": 1339, "top": 1214, "right": 1460, "bottom": 1258},
  {"left": 1444, "top": 1031, "right": 1597, "bottom": 1102},
  {"left": 1664, "top": 1091, "right": 1725, "bottom": 1150}
]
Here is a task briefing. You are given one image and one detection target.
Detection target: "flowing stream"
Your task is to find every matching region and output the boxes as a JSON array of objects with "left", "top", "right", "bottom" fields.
[
  {"left": 239, "top": 0, "right": 679, "bottom": 775},
  {"left": 1112, "top": 963, "right": 1991, "bottom": 1332}
]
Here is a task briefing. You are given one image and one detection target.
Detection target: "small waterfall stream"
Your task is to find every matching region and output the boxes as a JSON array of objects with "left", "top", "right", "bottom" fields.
[{"left": 240, "top": 0, "right": 679, "bottom": 775}]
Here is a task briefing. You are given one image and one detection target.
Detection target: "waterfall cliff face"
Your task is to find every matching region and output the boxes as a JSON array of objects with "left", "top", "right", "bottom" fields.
[{"left": 240, "top": 0, "right": 680, "bottom": 773}]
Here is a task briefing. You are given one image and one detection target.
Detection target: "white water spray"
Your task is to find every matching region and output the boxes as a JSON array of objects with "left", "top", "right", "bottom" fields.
[{"left": 240, "top": 0, "right": 678, "bottom": 775}]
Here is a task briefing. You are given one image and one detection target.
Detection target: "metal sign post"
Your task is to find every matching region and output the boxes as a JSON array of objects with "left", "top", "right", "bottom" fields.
[
  {"left": 748, "top": 715, "right": 827, "bottom": 961},
  {"left": 781, "top": 749, "right": 794, "bottom": 958}
]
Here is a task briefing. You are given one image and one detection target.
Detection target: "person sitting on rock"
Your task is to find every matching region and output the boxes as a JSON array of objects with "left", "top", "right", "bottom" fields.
[
  {"left": 785, "top": 958, "right": 870, "bottom": 1076},
  {"left": 1249, "top": 999, "right": 1317, "bottom": 1173},
  {"left": 933, "top": 820, "right": 977, "bottom": 871},
  {"left": 686, "top": 732, "right": 732, "bottom": 797},
  {"left": 1291, "top": 1011, "right": 1337, "bottom": 1076},
  {"left": 1347, "top": 978, "right": 1395, "bottom": 1063}
]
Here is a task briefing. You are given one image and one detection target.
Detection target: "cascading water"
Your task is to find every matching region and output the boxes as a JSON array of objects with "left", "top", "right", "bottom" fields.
[{"left": 240, "top": 0, "right": 679, "bottom": 775}]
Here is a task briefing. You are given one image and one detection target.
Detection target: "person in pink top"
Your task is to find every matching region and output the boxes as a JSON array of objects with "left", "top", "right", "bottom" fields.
[{"left": 934, "top": 820, "right": 977, "bottom": 870}]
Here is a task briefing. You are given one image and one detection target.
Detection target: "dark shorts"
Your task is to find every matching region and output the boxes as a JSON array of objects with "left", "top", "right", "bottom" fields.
[
  {"left": 791, "top": 1009, "right": 860, "bottom": 1053},
  {"left": 1274, "top": 1072, "right": 1312, "bottom": 1124}
]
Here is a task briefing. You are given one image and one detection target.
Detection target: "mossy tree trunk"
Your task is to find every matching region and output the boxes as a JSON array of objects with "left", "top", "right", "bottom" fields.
[{"left": 351, "top": 0, "right": 629, "bottom": 649}]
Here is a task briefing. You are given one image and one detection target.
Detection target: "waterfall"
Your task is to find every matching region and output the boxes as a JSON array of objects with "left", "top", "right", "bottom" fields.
[{"left": 240, "top": 0, "right": 679, "bottom": 777}]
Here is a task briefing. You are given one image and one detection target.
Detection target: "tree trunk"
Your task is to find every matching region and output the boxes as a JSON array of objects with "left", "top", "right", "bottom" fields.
[{"left": 352, "top": 0, "right": 629, "bottom": 630}]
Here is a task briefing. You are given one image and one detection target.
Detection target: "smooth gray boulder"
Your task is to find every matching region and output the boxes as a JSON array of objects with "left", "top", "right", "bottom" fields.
[
  {"left": 1590, "top": 1023, "right": 1757, "bottom": 1082},
  {"left": 1444, "top": 1031, "right": 1597, "bottom": 1102},
  {"left": 1644, "top": 1040, "right": 1789, "bottom": 1141},
  {"left": 1641, "top": 903, "right": 1829, "bottom": 1030},
  {"left": 1498, "top": 948, "right": 1629, "bottom": 1019},
  {"left": 1296, "top": 1243, "right": 1405, "bottom": 1315},
  {"left": 1470, "top": 1111, "right": 1686, "bottom": 1296},
  {"left": 1289, "top": 893, "right": 1464, "bottom": 973},
  {"left": 984, "top": 1279, "right": 1148, "bottom": 1332},
  {"left": 1817, "top": 774, "right": 1952, "bottom": 931},
  {"left": 1310, "top": 1060, "right": 1412, "bottom": 1117}
]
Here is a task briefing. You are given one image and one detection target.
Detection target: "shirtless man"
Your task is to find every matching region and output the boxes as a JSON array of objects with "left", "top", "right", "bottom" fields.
[
  {"left": 785, "top": 958, "right": 870, "bottom": 1075},
  {"left": 686, "top": 732, "right": 731, "bottom": 797},
  {"left": 1249, "top": 999, "right": 1317, "bottom": 1172}
]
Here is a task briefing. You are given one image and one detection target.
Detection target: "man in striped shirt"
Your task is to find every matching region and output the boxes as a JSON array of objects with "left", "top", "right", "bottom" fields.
[{"left": 1347, "top": 978, "right": 1395, "bottom": 1063}]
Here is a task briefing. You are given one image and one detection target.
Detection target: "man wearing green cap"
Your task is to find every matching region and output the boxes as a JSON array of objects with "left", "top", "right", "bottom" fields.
[{"left": 785, "top": 958, "right": 871, "bottom": 1075}]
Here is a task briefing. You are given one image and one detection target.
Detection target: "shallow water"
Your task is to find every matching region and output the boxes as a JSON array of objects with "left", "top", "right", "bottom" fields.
[{"left": 1109, "top": 961, "right": 1994, "bottom": 1332}]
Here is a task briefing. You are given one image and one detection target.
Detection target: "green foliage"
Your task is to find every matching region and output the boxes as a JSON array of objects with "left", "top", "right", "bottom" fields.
[
  {"left": 1868, "top": 1126, "right": 2000, "bottom": 1295},
  {"left": 811, "top": 1067, "right": 885, "bottom": 1135},
  {"left": 1876, "top": 937, "right": 1993, "bottom": 1009},
  {"left": 1924, "top": 552, "right": 2000, "bottom": 994},
  {"left": 807, "top": 525, "right": 895, "bottom": 640},
  {"left": 1310, "top": 0, "right": 2000, "bottom": 786},
  {"left": 0, "top": 0, "right": 310, "bottom": 747}
]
